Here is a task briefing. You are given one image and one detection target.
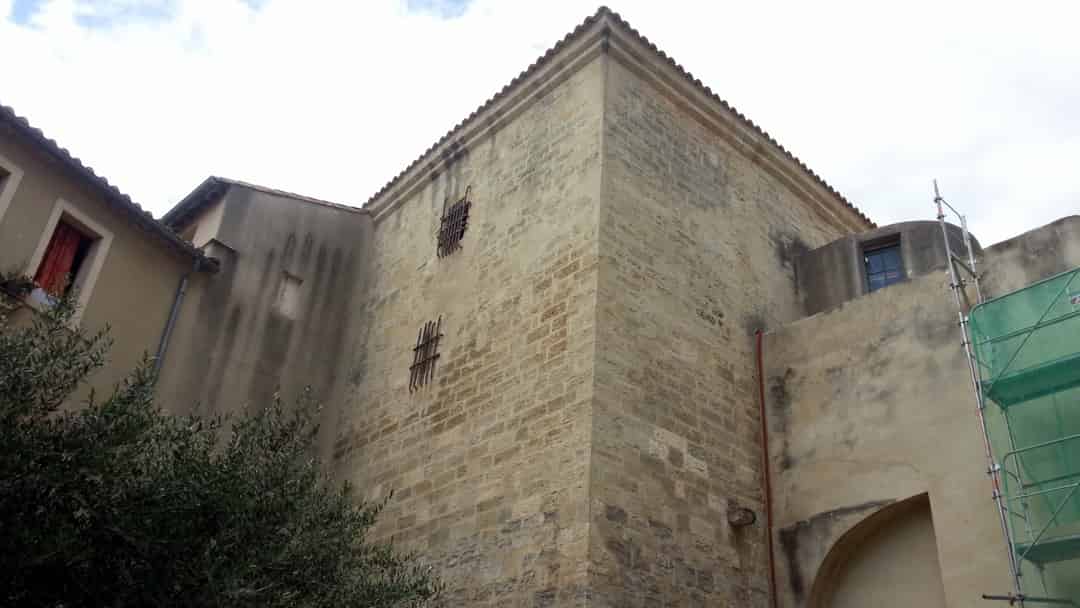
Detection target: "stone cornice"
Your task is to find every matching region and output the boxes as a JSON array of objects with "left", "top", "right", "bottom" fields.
[
  {"left": 366, "top": 28, "right": 607, "bottom": 224},
  {"left": 365, "top": 7, "right": 874, "bottom": 234},
  {"left": 602, "top": 23, "right": 870, "bottom": 233}
]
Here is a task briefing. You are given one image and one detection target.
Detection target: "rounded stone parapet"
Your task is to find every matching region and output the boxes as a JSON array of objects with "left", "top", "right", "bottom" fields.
[{"left": 796, "top": 220, "right": 979, "bottom": 316}]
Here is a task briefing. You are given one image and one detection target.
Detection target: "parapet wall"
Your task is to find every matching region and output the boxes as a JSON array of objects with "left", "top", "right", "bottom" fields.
[{"left": 764, "top": 216, "right": 1080, "bottom": 607}]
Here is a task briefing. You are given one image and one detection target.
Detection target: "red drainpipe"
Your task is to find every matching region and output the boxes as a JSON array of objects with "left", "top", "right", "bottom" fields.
[{"left": 756, "top": 329, "right": 779, "bottom": 608}]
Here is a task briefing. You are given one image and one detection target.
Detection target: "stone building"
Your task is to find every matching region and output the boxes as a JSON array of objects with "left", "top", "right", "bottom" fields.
[
  {"left": 294, "top": 8, "right": 869, "bottom": 606},
  {"left": 2, "top": 7, "right": 1078, "bottom": 607}
]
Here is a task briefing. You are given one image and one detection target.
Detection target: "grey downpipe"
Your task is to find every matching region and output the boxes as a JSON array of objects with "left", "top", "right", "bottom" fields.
[{"left": 154, "top": 260, "right": 196, "bottom": 378}]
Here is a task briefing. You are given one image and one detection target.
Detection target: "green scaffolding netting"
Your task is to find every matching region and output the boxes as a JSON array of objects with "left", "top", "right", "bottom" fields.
[{"left": 970, "top": 266, "right": 1080, "bottom": 595}]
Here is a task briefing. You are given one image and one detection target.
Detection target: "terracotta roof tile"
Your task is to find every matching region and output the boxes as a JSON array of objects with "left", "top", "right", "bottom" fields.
[
  {"left": 161, "top": 176, "right": 365, "bottom": 229},
  {"left": 362, "top": 6, "right": 874, "bottom": 228},
  {"left": 0, "top": 102, "right": 217, "bottom": 270}
]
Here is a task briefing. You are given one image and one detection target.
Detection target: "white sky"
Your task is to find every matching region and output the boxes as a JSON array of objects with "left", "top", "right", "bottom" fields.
[{"left": 1, "top": 0, "right": 1078, "bottom": 245}]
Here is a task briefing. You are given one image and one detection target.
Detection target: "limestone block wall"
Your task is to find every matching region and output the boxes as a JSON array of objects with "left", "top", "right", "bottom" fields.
[
  {"left": 588, "top": 55, "right": 869, "bottom": 607},
  {"left": 334, "top": 56, "right": 605, "bottom": 607}
]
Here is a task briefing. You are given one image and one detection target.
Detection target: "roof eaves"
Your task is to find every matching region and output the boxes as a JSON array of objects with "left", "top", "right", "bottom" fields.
[
  {"left": 361, "top": 6, "right": 874, "bottom": 229},
  {"left": 599, "top": 9, "right": 874, "bottom": 228},
  {"left": 361, "top": 7, "right": 607, "bottom": 210},
  {"left": 162, "top": 176, "right": 367, "bottom": 229},
  {"left": 215, "top": 178, "right": 366, "bottom": 215},
  {"left": 160, "top": 176, "right": 229, "bottom": 229},
  {"left": 0, "top": 103, "right": 218, "bottom": 271}
]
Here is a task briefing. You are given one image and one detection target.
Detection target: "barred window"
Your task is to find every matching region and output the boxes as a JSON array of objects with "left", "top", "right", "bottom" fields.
[
  {"left": 437, "top": 187, "right": 471, "bottom": 258},
  {"left": 409, "top": 317, "right": 442, "bottom": 391}
]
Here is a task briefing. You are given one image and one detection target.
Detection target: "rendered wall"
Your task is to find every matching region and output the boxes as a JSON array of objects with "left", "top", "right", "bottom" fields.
[
  {"left": 588, "top": 54, "right": 870, "bottom": 607},
  {"left": 795, "top": 220, "right": 973, "bottom": 316},
  {"left": 764, "top": 216, "right": 1080, "bottom": 607},
  {"left": 0, "top": 126, "right": 192, "bottom": 404},
  {"left": 980, "top": 215, "right": 1080, "bottom": 296},
  {"left": 333, "top": 54, "right": 605, "bottom": 606},
  {"left": 156, "top": 184, "right": 372, "bottom": 462},
  {"left": 822, "top": 496, "right": 946, "bottom": 608}
]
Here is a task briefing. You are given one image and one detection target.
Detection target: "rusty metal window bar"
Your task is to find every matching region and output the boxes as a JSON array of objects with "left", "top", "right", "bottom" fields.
[
  {"left": 437, "top": 186, "right": 471, "bottom": 258},
  {"left": 409, "top": 317, "right": 442, "bottom": 392}
]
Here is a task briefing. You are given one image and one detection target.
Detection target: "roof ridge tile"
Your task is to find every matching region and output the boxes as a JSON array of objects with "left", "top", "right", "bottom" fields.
[{"left": 361, "top": 7, "right": 874, "bottom": 228}]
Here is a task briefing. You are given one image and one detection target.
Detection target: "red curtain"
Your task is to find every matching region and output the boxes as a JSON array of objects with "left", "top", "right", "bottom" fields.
[{"left": 33, "top": 222, "right": 83, "bottom": 295}]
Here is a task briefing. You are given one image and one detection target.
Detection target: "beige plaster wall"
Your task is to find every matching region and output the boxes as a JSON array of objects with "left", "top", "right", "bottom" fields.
[
  {"left": 0, "top": 126, "right": 193, "bottom": 404},
  {"left": 764, "top": 269, "right": 1008, "bottom": 607},
  {"left": 155, "top": 185, "right": 373, "bottom": 467},
  {"left": 824, "top": 496, "right": 946, "bottom": 608},
  {"left": 333, "top": 54, "right": 605, "bottom": 606},
  {"left": 764, "top": 217, "right": 1080, "bottom": 607},
  {"left": 588, "top": 52, "right": 870, "bottom": 607}
]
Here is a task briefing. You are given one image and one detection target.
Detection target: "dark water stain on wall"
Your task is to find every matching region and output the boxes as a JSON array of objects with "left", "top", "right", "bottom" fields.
[
  {"left": 205, "top": 304, "right": 243, "bottom": 412},
  {"left": 742, "top": 311, "right": 766, "bottom": 337},
  {"left": 318, "top": 250, "right": 356, "bottom": 397},
  {"left": 778, "top": 498, "right": 896, "bottom": 600},
  {"left": 298, "top": 243, "right": 329, "bottom": 358},
  {"left": 769, "top": 367, "right": 795, "bottom": 471},
  {"left": 183, "top": 244, "right": 239, "bottom": 410},
  {"left": 305, "top": 248, "right": 344, "bottom": 401},
  {"left": 249, "top": 307, "right": 294, "bottom": 408},
  {"left": 282, "top": 232, "right": 297, "bottom": 266},
  {"left": 912, "top": 305, "right": 957, "bottom": 349},
  {"left": 240, "top": 247, "right": 277, "bottom": 348},
  {"left": 771, "top": 229, "right": 810, "bottom": 274}
]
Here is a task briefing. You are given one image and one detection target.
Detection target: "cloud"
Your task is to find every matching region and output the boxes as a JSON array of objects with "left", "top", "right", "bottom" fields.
[
  {"left": 9, "top": 0, "right": 42, "bottom": 24},
  {"left": 405, "top": 0, "right": 470, "bottom": 19},
  {"left": 1, "top": 0, "right": 1077, "bottom": 245}
]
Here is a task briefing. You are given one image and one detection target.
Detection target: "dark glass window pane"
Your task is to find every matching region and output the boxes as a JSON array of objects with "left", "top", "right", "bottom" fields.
[
  {"left": 881, "top": 248, "right": 901, "bottom": 270},
  {"left": 865, "top": 244, "right": 904, "bottom": 292}
]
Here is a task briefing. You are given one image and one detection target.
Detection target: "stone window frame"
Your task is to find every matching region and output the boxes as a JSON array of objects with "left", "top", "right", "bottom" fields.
[
  {"left": 0, "top": 152, "right": 26, "bottom": 225},
  {"left": 23, "top": 198, "right": 114, "bottom": 325}
]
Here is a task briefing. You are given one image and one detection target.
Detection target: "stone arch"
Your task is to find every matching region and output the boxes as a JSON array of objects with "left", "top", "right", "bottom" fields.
[{"left": 806, "top": 493, "right": 947, "bottom": 608}]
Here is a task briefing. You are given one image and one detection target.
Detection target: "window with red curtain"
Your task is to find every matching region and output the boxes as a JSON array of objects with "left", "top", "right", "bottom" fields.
[{"left": 33, "top": 220, "right": 92, "bottom": 296}]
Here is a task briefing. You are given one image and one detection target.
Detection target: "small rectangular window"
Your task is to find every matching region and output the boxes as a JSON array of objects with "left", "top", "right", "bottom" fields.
[
  {"left": 437, "top": 187, "right": 471, "bottom": 258},
  {"left": 33, "top": 219, "right": 95, "bottom": 296},
  {"left": 864, "top": 242, "right": 904, "bottom": 292}
]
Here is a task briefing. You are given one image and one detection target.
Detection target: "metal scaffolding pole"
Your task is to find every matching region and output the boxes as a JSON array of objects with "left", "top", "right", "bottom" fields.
[{"left": 934, "top": 181, "right": 1026, "bottom": 606}]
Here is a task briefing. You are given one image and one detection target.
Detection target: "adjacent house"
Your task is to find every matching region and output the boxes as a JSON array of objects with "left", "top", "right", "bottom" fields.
[
  {"left": 153, "top": 177, "right": 371, "bottom": 448},
  {"left": 0, "top": 103, "right": 216, "bottom": 401}
]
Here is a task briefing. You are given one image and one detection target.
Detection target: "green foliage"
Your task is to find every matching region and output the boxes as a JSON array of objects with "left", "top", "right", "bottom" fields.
[
  {"left": 0, "top": 270, "right": 35, "bottom": 298},
  {"left": 0, "top": 296, "right": 441, "bottom": 607}
]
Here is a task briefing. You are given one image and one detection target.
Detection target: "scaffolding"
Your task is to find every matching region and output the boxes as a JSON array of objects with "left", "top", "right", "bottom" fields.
[{"left": 937, "top": 182, "right": 1080, "bottom": 606}]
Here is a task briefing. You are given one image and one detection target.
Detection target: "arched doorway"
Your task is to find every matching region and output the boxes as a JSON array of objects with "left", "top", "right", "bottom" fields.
[{"left": 808, "top": 493, "right": 947, "bottom": 608}]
